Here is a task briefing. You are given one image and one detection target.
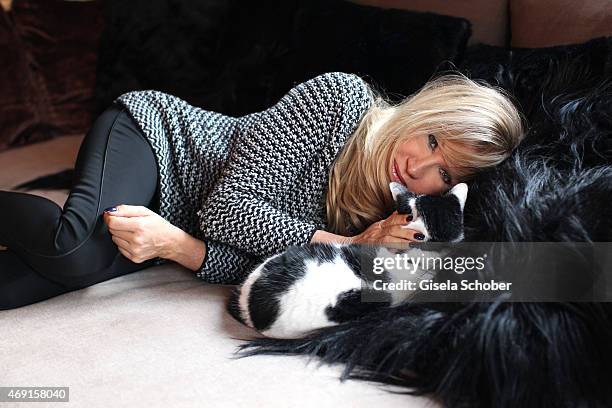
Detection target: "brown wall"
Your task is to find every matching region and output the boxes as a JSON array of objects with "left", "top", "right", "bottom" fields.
[
  {"left": 510, "top": 0, "right": 612, "bottom": 48},
  {"left": 1, "top": 0, "right": 11, "bottom": 11}
]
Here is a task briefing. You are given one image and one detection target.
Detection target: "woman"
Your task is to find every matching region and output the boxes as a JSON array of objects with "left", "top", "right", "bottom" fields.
[{"left": 0, "top": 72, "right": 525, "bottom": 309}]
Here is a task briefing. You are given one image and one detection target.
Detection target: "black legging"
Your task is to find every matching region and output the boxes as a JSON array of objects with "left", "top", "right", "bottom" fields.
[{"left": 0, "top": 105, "right": 162, "bottom": 310}]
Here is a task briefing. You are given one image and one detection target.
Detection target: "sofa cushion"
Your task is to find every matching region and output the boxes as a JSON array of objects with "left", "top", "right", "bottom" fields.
[
  {"left": 0, "top": 6, "right": 41, "bottom": 151},
  {"left": 348, "top": 0, "right": 509, "bottom": 46},
  {"left": 269, "top": 0, "right": 472, "bottom": 105},
  {"left": 93, "top": 0, "right": 235, "bottom": 115},
  {"left": 13, "top": 0, "right": 105, "bottom": 134},
  {"left": 0, "top": 0, "right": 104, "bottom": 152},
  {"left": 510, "top": 0, "right": 612, "bottom": 47},
  {"left": 95, "top": 0, "right": 471, "bottom": 117}
]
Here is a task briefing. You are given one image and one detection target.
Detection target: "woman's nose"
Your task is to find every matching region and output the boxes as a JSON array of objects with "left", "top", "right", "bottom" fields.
[{"left": 408, "top": 156, "right": 439, "bottom": 178}]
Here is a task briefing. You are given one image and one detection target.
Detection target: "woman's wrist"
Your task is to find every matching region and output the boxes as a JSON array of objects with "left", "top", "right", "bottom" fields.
[
  {"left": 310, "top": 229, "right": 354, "bottom": 245},
  {"left": 163, "top": 226, "right": 207, "bottom": 271}
]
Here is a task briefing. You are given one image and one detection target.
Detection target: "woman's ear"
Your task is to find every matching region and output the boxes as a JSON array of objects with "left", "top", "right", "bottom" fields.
[{"left": 448, "top": 183, "right": 468, "bottom": 212}]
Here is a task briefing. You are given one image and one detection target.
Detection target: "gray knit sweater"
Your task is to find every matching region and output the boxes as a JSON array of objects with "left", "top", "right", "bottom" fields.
[{"left": 115, "top": 72, "right": 373, "bottom": 284}]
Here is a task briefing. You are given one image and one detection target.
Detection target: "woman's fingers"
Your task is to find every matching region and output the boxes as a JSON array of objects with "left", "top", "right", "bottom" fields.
[
  {"left": 103, "top": 213, "right": 137, "bottom": 231},
  {"left": 356, "top": 211, "right": 423, "bottom": 245},
  {"left": 117, "top": 246, "right": 134, "bottom": 260},
  {"left": 111, "top": 235, "right": 137, "bottom": 260},
  {"left": 111, "top": 234, "right": 131, "bottom": 249},
  {"left": 108, "top": 227, "right": 135, "bottom": 240},
  {"left": 386, "top": 225, "right": 424, "bottom": 242},
  {"left": 382, "top": 236, "right": 412, "bottom": 244},
  {"left": 113, "top": 238, "right": 133, "bottom": 256},
  {"left": 383, "top": 210, "right": 414, "bottom": 227}
]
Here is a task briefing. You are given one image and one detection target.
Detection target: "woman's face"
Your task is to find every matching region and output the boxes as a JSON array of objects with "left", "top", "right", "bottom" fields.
[{"left": 389, "top": 133, "right": 458, "bottom": 195}]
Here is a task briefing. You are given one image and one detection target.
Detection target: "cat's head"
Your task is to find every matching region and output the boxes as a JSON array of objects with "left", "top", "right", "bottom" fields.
[{"left": 389, "top": 181, "right": 468, "bottom": 242}]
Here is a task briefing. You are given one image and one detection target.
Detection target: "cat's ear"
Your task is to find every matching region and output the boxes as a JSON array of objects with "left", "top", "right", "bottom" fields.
[
  {"left": 389, "top": 181, "right": 409, "bottom": 203},
  {"left": 448, "top": 183, "right": 468, "bottom": 212}
]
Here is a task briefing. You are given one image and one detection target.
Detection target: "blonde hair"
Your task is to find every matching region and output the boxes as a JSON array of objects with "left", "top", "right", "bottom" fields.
[{"left": 325, "top": 72, "right": 527, "bottom": 236}]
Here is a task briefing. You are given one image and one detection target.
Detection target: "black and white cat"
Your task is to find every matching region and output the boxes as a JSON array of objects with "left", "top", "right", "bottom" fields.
[{"left": 227, "top": 181, "right": 468, "bottom": 338}]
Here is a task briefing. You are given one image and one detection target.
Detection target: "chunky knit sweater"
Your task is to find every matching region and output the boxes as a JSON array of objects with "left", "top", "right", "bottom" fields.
[{"left": 115, "top": 72, "right": 373, "bottom": 284}]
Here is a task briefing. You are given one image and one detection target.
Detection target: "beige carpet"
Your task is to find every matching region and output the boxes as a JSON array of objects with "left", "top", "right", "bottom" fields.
[{"left": 0, "top": 136, "right": 435, "bottom": 407}]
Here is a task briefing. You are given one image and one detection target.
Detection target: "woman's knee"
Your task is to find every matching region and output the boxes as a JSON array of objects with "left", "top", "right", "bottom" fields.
[
  {"left": 59, "top": 106, "right": 157, "bottom": 253},
  {"left": 98, "top": 110, "right": 158, "bottom": 204}
]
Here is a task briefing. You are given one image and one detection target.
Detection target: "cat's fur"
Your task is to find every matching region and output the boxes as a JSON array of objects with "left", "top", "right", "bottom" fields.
[{"left": 227, "top": 181, "right": 467, "bottom": 338}]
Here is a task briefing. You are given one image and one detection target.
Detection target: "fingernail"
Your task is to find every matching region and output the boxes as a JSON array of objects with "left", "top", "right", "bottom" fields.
[
  {"left": 406, "top": 215, "right": 413, "bottom": 222},
  {"left": 414, "top": 233, "right": 425, "bottom": 241},
  {"left": 104, "top": 207, "right": 117, "bottom": 213}
]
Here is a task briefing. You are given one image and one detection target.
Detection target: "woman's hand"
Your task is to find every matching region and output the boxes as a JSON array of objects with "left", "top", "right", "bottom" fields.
[
  {"left": 349, "top": 210, "right": 425, "bottom": 245},
  {"left": 102, "top": 205, "right": 179, "bottom": 263}
]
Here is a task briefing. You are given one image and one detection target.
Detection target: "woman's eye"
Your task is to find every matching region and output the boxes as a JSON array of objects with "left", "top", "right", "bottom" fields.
[
  {"left": 428, "top": 134, "right": 438, "bottom": 150},
  {"left": 439, "top": 168, "right": 452, "bottom": 185}
]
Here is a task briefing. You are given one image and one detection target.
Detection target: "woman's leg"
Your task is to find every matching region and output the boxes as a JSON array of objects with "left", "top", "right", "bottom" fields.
[{"left": 0, "top": 104, "right": 160, "bottom": 309}]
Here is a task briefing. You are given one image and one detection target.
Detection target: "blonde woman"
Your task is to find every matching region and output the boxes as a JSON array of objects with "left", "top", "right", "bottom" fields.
[{"left": 0, "top": 72, "right": 525, "bottom": 309}]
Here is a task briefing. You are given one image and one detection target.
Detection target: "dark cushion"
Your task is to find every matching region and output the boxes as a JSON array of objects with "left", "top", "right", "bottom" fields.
[
  {"left": 94, "top": 0, "right": 471, "bottom": 116},
  {"left": 347, "top": 0, "right": 509, "bottom": 47},
  {"left": 458, "top": 36, "right": 612, "bottom": 241},
  {"left": 94, "top": 0, "right": 235, "bottom": 115},
  {"left": 0, "top": 0, "right": 105, "bottom": 152},
  {"left": 0, "top": 6, "right": 38, "bottom": 152},
  {"left": 269, "top": 0, "right": 472, "bottom": 105}
]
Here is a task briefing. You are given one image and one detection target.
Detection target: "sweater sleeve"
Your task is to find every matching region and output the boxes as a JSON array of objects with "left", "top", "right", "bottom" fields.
[
  {"left": 194, "top": 240, "right": 262, "bottom": 285},
  {"left": 196, "top": 72, "right": 372, "bottom": 270}
]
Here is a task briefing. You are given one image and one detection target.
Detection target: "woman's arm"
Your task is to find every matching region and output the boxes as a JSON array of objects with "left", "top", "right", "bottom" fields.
[
  {"left": 172, "top": 228, "right": 351, "bottom": 273},
  {"left": 197, "top": 72, "right": 373, "bottom": 258},
  {"left": 310, "top": 229, "right": 353, "bottom": 245},
  {"left": 164, "top": 227, "right": 207, "bottom": 272},
  {"left": 174, "top": 229, "right": 349, "bottom": 270}
]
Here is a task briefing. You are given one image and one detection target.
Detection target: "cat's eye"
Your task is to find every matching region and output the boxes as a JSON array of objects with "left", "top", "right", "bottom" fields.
[{"left": 428, "top": 134, "right": 438, "bottom": 150}]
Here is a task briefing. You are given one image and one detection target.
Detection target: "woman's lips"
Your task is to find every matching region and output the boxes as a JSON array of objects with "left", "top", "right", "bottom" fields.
[{"left": 393, "top": 159, "right": 408, "bottom": 187}]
